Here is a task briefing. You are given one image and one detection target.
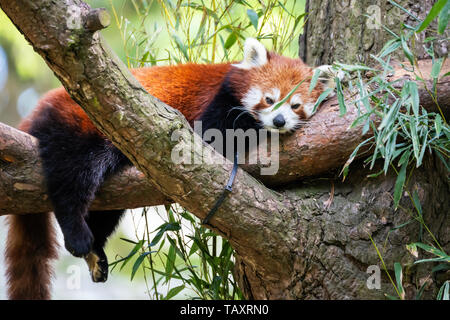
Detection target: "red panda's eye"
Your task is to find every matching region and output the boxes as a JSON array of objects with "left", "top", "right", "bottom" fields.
[
  {"left": 291, "top": 104, "right": 301, "bottom": 110},
  {"left": 265, "top": 97, "right": 274, "bottom": 105}
]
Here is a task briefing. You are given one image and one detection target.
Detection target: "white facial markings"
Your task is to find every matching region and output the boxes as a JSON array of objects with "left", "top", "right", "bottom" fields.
[
  {"left": 303, "top": 102, "right": 315, "bottom": 118},
  {"left": 269, "top": 88, "right": 281, "bottom": 101},
  {"left": 242, "top": 86, "right": 263, "bottom": 111},
  {"left": 290, "top": 94, "right": 303, "bottom": 106}
]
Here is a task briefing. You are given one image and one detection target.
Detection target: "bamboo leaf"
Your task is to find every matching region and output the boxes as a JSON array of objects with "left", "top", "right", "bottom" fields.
[
  {"left": 401, "top": 35, "right": 414, "bottom": 66},
  {"left": 437, "top": 281, "right": 449, "bottom": 300},
  {"left": 131, "top": 252, "right": 152, "bottom": 281},
  {"left": 435, "top": 114, "right": 442, "bottom": 136},
  {"left": 246, "top": 9, "right": 259, "bottom": 30},
  {"left": 149, "top": 222, "right": 181, "bottom": 247},
  {"left": 312, "top": 88, "right": 333, "bottom": 114},
  {"left": 165, "top": 285, "right": 185, "bottom": 300},
  {"left": 224, "top": 31, "right": 238, "bottom": 50},
  {"left": 165, "top": 243, "right": 176, "bottom": 282},
  {"left": 394, "top": 262, "right": 405, "bottom": 300},
  {"left": 335, "top": 77, "right": 346, "bottom": 116},
  {"left": 171, "top": 33, "right": 189, "bottom": 61},
  {"left": 431, "top": 57, "right": 444, "bottom": 79},
  {"left": 417, "top": 0, "right": 448, "bottom": 33},
  {"left": 272, "top": 78, "right": 308, "bottom": 111},
  {"left": 309, "top": 67, "right": 321, "bottom": 94},
  {"left": 394, "top": 159, "right": 408, "bottom": 209},
  {"left": 408, "top": 81, "right": 420, "bottom": 119}
]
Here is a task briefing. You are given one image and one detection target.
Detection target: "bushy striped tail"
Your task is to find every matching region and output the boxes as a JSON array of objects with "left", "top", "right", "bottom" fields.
[{"left": 5, "top": 212, "right": 58, "bottom": 300}]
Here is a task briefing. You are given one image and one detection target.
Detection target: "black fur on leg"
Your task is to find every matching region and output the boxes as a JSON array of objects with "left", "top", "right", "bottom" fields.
[{"left": 28, "top": 105, "right": 130, "bottom": 258}]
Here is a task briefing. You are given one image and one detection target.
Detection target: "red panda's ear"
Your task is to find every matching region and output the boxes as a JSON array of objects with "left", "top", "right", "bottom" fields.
[{"left": 233, "top": 38, "right": 268, "bottom": 70}]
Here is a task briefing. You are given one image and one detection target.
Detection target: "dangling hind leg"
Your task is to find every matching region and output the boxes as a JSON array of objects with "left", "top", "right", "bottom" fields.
[
  {"left": 84, "top": 210, "right": 125, "bottom": 282},
  {"left": 29, "top": 105, "right": 130, "bottom": 258}
]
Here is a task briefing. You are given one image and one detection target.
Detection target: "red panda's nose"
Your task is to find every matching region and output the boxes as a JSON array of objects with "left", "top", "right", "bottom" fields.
[{"left": 273, "top": 114, "right": 286, "bottom": 128}]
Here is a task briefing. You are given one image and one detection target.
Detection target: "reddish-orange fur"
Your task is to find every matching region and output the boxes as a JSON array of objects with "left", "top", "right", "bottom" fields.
[
  {"left": 6, "top": 213, "right": 58, "bottom": 300},
  {"left": 19, "top": 63, "right": 232, "bottom": 137}
]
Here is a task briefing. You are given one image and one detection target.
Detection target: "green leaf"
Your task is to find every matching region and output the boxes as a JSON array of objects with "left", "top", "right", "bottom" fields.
[
  {"left": 432, "top": 263, "right": 450, "bottom": 273},
  {"left": 312, "top": 88, "right": 333, "bottom": 114},
  {"left": 417, "top": 0, "right": 449, "bottom": 33},
  {"left": 110, "top": 240, "right": 144, "bottom": 271},
  {"left": 410, "top": 117, "right": 420, "bottom": 161},
  {"left": 431, "top": 57, "right": 444, "bottom": 79},
  {"left": 435, "top": 114, "right": 442, "bottom": 136},
  {"left": 149, "top": 222, "right": 181, "bottom": 247},
  {"left": 340, "top": 137, "right": 374, "bottom": 178},
  {"left": 408, "top": 81, "right": 420, "bottom": 119},
  {"left": 332, "top": 62, "right": 376, "bottom": 72},
  {"left": 410, "top": 242, "right": 448, "bottom": 258},
  {"left": 224, "top": 32, "right": 238, "bottom": 50},
  {"left": 411, "top": 189, "right": 423, "bottom": 217},
  {"left": 379, "top": 39, "right": 401, "bottom": 57},
  {"left": 401, "top": 35, "right": 414, "bottom": 66},
  {"left": 247, "top": 9, "right": 259, "bottom": 31},
  {"left": 164, "top": 243, "right": 176, "bottom": 282},
  {"left": 165, "top": 285, "right": 185, "bottom": 300},
  {"left": 272, "top": 78, "right": 308, "bottom": 111},
  {"left": 437, "top": 281, "right": 449, "bottom": 300},
  {"left": 309, "top": 68, "right": 321, "bottom": 94},
  {"left": 417, "top": 128, "right": 428, "bottom": 167},
  {"left": 394, "top": 262, "right": 405, "bottom": 299},
  {"left": 378, "top": 100, "right": 400, "bottom": 130},
  {"left": 415, "top": 257, "right": 450, "bottom": 264},
  {"left": 393, "top": 159, "right": 408, "bottom": 209},
  {"left": 335, "top": 77, "right": 346, "bottom": 116},
  {"left": 131, "top": 252, "right": 152, "bottom": 281},
  {"left": 181, "top": 3, "right": 219, "bottom": 22},
  {"left": 439, "top": 4, "right": 450, "bottom": 32}
]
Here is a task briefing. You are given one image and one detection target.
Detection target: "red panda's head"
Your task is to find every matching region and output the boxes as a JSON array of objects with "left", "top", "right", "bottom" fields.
[{"left": 228, "top": 38, "right": 324, "bottom": 133}]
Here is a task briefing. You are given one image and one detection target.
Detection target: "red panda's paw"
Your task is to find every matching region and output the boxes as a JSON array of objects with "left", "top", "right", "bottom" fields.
[
  {"left": 85, "top": 247, "right": 108, "bottom": 282},
  {"left": 63, "top": 220, "right": 94, "bottom": 258},
  {"left": 314, "top": 64, "right": 346, "bottom": 96}
]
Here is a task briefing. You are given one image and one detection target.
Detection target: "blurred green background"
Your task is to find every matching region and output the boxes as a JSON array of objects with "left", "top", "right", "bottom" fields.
[{"left": 0, "top": 0, "right": 305, "bottom": 299}]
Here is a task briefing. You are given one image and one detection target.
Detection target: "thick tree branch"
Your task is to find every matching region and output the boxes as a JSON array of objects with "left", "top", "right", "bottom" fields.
[{"left": 0, "top": 122, "right": 170, "bottom": 215}]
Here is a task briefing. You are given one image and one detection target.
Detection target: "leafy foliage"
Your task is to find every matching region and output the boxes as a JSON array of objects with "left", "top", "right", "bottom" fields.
[{"left": 316, "top": 0, "right": 449, "bottom": 300}]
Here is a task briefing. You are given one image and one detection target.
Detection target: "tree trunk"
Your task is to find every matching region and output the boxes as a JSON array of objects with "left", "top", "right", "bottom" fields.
[
  {"left": 234, "top": 0, "right": 450, "bottom": 299},
  {"left": 299, "top": 0, "right": 449, "bottom": 66}
]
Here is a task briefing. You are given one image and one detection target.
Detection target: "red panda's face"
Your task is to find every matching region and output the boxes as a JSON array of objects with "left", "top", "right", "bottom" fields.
[{"left": 231, "top": 38, "right": 323, "bottom": 133}]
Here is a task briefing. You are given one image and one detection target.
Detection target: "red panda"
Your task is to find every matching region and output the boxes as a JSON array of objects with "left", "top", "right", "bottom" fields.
[{"left": 5, "top": 38, "right": 328, "bottom": 299}]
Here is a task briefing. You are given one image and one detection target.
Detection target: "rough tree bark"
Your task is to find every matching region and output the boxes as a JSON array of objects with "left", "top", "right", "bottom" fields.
[
  {"left": 276, "top": 0, "right": 449, "bottom": 300},
  {"left": 0, "top": 0, "right": 448, "bottom": 299},
  {"left": 299, "top": 0, "right": 449, "bottom": 66}
]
